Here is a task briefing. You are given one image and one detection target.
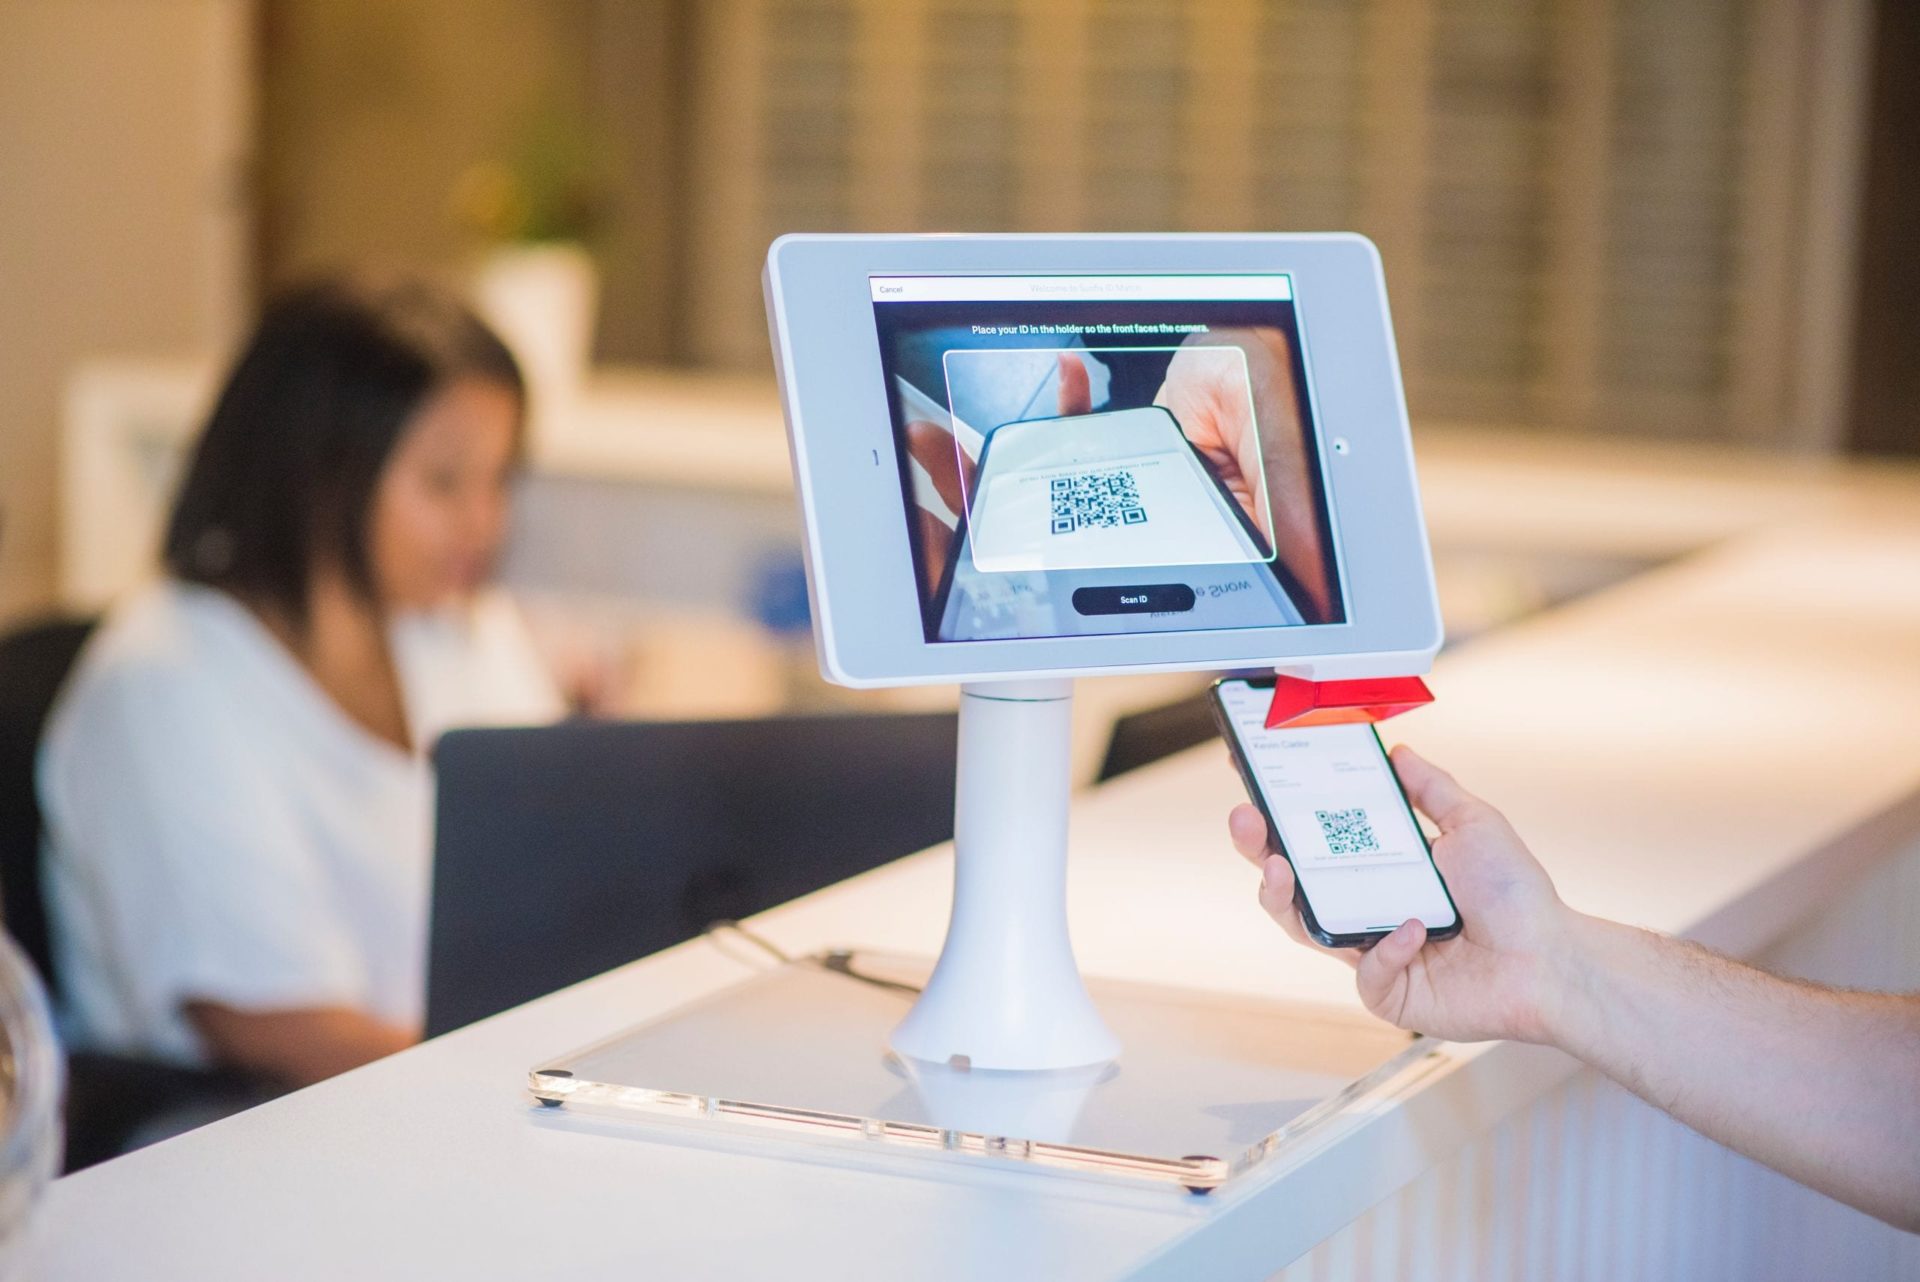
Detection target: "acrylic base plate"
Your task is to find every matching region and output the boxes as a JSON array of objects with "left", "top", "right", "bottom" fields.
[{"left": 529, "top": 950, "right": 1446, "bottom": 1194}]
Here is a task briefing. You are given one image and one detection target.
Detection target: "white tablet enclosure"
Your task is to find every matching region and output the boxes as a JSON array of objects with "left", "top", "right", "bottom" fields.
[{"left": 762, "top": 233, "right": 1441, "bottom": 687}]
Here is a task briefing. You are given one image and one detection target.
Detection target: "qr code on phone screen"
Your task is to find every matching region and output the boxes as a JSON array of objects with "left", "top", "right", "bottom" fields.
[
  {"left": 1315, "top": 808, "right": 1381, "bottom": 856},
  {"left": 1050, "top": 469, "right": 1148, "bottom": 535}
]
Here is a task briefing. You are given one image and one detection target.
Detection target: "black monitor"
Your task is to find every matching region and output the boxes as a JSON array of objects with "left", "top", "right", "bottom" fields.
[{"left": 426, "top": 712, "right": 958, "bottom": 1037}]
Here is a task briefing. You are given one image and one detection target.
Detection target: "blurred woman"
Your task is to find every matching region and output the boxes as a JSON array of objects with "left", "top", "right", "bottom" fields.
[{"left": 38, "top": 275, "right": 562, "bottom": 1086}]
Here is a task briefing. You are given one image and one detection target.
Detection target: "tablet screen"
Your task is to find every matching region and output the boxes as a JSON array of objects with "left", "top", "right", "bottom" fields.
[{"left": 871, "top": 274, "right": 1345, "bottom": 642}]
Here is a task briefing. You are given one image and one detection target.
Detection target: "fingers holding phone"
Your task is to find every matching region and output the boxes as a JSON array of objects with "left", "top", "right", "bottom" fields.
[
  {"left": 1212, "top": 679, "right": 1461, "bottom": 949},
  {"left": 1228, "top": 802, "right": 1359, "bottom": 971}
]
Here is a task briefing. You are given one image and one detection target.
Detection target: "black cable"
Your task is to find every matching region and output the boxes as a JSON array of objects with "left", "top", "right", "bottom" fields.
[
  {"left": 704, "top": 918, "right": 793, "bottom": 965},
  {"left": 703, "top": 920, "right": 922, "bottom": 996}
]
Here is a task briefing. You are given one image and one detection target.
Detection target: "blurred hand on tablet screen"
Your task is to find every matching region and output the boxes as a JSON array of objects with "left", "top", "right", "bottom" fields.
[
  {"left": 903, "top": 418, "right": 973, "bottom": 592},
  {"left": 903, "top": 356, "right": 1088, "bottom": 591},
  {"left": 1156, "top": 328, "right": 1333, "bottom": 621}
]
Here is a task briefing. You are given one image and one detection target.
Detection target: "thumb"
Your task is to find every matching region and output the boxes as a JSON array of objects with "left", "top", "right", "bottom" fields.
[
  {"left": 1056, "top": 354, "right": 1093, "bottom": 416},
  {"left": 904, "top": 419, "right": 969, "bottom": 516},
  {"left": 1390, "top": 746, "right": 1483, "bottom": 832},
  {"left": 1355, "top": 918, "right": 1426, "bottom": 1019}
]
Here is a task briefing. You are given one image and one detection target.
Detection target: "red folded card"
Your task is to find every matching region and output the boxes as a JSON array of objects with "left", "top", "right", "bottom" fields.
[{"left": 1264, "top": 675, "right": 1434, "bottom": 729}]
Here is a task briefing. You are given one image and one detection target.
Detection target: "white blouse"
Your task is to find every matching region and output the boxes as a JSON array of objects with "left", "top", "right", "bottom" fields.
[{"left": 37, "top": 579, "right": 563, "bottom": 1066}]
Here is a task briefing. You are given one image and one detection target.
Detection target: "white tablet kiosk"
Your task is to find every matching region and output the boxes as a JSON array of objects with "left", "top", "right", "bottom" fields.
[{"left": 764, "top": 234, "right": 1441, "bottom": 1071}]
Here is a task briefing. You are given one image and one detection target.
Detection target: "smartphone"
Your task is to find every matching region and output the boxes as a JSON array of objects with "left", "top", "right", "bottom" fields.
[{"left": 1210, "top": 676, "right": 1461, "bottom": 947}]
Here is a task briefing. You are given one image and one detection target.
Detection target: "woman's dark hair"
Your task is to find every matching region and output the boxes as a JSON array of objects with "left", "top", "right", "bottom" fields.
[{"left": 163, "top": 273, "right": 523, "bottom": 620}]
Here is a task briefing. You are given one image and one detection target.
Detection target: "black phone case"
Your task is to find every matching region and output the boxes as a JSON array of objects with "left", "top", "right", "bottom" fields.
[{"left": 1208, "top": 678, "right": 1462, "bottom": 948}]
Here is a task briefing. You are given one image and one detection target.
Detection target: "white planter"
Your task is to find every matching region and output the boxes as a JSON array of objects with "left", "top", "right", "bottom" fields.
[{"left": 470, "top": 242, "right": 599, "bottom": 438}]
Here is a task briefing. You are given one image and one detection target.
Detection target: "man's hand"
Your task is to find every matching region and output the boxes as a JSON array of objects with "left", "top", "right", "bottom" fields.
[
  {"left": 1228, "top": 744, "right": 1576, "bottom": 1044},
  {"left": 1230, "top": 744, "right": 1920, "bottom": 1231}
]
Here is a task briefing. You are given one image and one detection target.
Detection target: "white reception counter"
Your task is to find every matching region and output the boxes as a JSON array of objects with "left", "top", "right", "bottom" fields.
[{"left": 33, "top": 381, "right": 1920, "bottom": 1278}]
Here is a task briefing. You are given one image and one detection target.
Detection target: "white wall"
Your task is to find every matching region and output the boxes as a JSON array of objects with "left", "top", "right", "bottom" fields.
[{"left": 0, "top": 0, "right": 251, "bottom": 624}]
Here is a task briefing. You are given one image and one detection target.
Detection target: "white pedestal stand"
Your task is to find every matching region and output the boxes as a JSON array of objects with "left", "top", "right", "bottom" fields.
[{"left": 886, "top": 679, "right": 1123, "bottom": 1071}]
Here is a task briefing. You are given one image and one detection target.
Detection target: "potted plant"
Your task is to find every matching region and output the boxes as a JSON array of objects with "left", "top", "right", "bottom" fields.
[{"left": 453, "top": 110, "right": 606, "bottom": 434}]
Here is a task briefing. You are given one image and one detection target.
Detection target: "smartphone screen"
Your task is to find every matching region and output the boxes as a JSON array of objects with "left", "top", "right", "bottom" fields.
[{"left": 1214, "top": 678, "right": 1459, "bottom": 943}]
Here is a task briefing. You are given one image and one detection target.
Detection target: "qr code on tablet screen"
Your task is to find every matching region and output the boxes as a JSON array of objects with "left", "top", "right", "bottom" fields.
[
  {"left": 1050, "top": 469, "right": 1147, "bottom": 535},
  {"left": 1316, "top": 808, "right": 1381, "bottom": 856}
]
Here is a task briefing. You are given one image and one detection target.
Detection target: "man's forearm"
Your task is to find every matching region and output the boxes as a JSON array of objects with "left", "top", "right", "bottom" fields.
[{"left": 1543, "top": 914, "right": 1920, "bottom": 1231}]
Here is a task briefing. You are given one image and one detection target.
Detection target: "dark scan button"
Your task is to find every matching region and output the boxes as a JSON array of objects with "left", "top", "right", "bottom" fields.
[{"left": 1072, "top": 584, "right": 1196, "bottom": 616}]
